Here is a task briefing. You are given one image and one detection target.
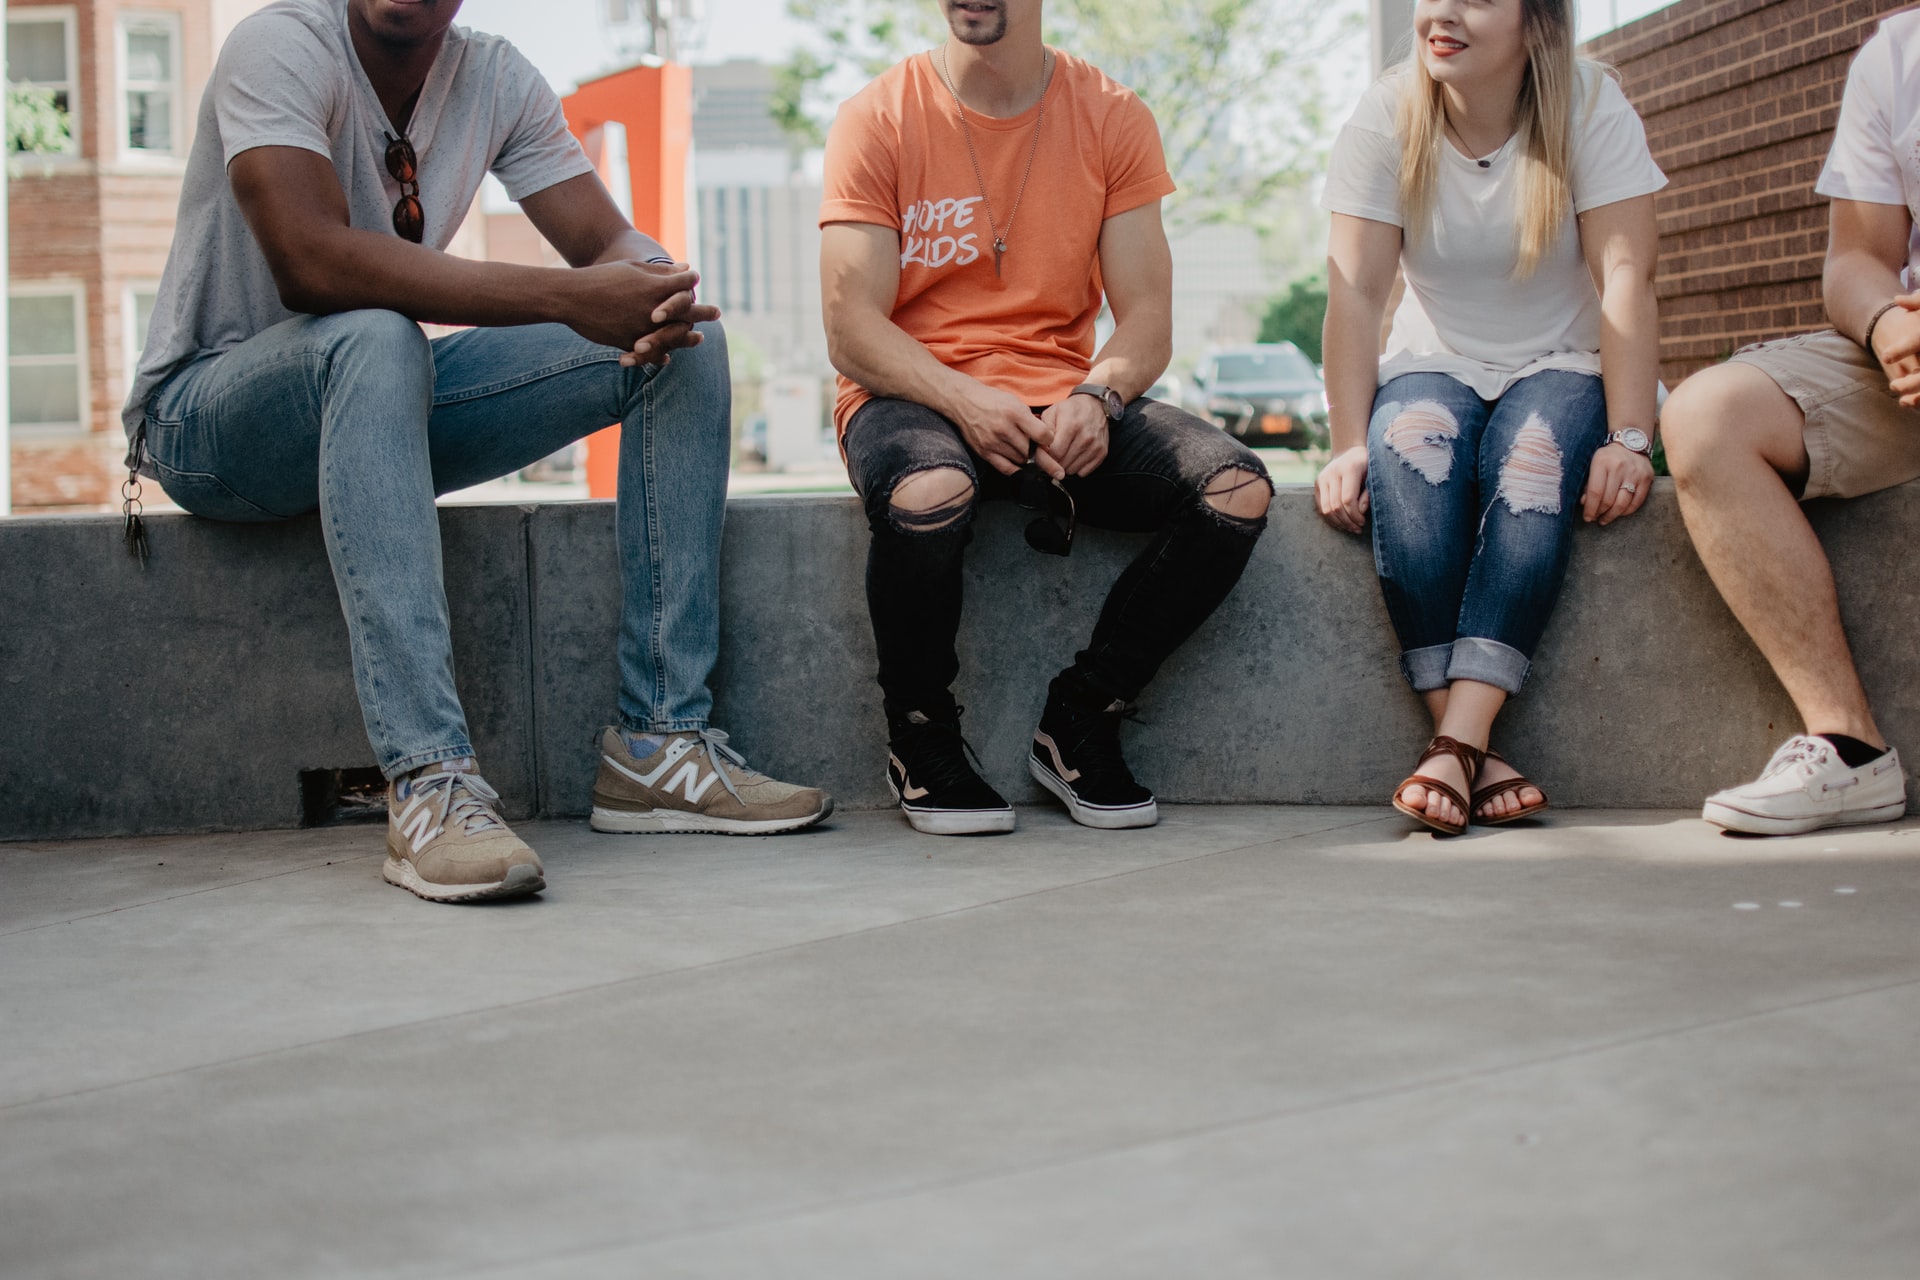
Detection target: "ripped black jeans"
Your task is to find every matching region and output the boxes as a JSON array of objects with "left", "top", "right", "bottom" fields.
[{"left": 843, "top": 396, "right": 1272, "bottom": 721}]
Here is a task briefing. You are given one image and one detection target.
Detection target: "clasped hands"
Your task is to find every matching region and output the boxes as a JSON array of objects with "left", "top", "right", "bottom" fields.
[
  {"left": 952, "top": 382, "right": 1111, "bottom": 479},
  {"left": 567, "top": 259, "right": 721, "bottom": 368},
  {"left": 1870, "top": 291, "right": 1920, "bottom": 405}
]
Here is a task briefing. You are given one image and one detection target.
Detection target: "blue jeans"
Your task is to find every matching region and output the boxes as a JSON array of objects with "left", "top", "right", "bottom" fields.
[
  {"left": 138, "top": 311, "right": 730, "bottom": 778},
  {"left": 1366, "top": 368, "right": 1608, "bottom": 695}
]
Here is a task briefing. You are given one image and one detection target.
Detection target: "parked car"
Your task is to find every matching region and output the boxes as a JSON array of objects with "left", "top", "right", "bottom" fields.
[{"left": 1188, "top": 343, "right": 1328, "bottom": 449}]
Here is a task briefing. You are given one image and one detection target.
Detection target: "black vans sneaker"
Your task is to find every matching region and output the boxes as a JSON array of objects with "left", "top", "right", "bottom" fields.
[
  {"left": 886, "top": 707, "right": 1015, "bottom": 835},
  {"left": 1029, "top": 689, "right": 1159, "bottom": 829}
]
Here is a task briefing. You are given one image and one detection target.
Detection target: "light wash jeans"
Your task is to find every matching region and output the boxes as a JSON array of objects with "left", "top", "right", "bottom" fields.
[
  {"left": 138, "top": 310, "right": 730, "bottom": 778},
  {"left": 1365, "top": 368, "right": 1608, "bottom": 696}
]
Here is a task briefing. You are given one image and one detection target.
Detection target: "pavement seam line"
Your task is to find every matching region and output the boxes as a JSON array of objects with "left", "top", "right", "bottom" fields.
[
  {"left": 0, "top": 810, "right": 1396, "bottom": 1113},
  {"left": 442, "top": 968, "right": 1920, "bottom": 1276},
  {"left": 0, "top": 853, "right": 385, "bottom": 940}
]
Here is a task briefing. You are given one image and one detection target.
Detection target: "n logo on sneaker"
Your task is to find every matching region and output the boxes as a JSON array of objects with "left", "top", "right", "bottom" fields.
[
  {"left": 399, "top": 799, "right": 439, "bottom": 855},
  {"left": 606, "top": 740, "right": 722, "bottom": 805}
]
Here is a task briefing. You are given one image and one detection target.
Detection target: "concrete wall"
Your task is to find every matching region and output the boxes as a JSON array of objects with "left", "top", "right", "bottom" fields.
[{"left": 6, "top": 482, "right": 1917, "bottom": 841}]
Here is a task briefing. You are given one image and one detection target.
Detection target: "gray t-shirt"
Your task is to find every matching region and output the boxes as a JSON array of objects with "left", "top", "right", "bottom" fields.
[{"left": 124, "top": 0, "right": 594, "bottom": 440}]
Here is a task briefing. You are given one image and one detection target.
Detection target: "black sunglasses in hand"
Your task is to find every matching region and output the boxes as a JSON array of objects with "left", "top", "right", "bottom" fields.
[{"left": 1016, "top": 458, "right": 1075, "bottom": 556}]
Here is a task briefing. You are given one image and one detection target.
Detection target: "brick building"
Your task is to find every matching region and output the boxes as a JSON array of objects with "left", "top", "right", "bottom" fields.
[
  {"left": 6, "top": 0, "right": 270, "bottom": 511},
  {"left": 1587, "top": 0, "right": 1917, "bottom": 386}
]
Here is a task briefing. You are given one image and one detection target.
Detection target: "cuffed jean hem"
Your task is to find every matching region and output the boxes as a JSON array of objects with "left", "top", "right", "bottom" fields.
[
  {"left": 1399, "top": 637, "right": 1532, "bottom": 695},
  {"left": 384, "top": 742, "right": 478, "bottom": 782},
  {"left": 1400, "top": 644, "right": 1455, "bottom": 693},
  {"left": 618, "top": 715, "right": 710, "bottom": 735}
]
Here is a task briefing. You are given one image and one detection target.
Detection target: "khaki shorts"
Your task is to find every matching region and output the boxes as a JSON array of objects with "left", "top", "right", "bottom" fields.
[{"left": 1728, "top": 329, "right": 1920, "bottom": 500}]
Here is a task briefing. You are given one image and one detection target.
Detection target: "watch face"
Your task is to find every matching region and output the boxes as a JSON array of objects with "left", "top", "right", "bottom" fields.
[
  {"left": 1103, "top": 388, "right": 1125, "bottom": 421},
  {"left": 1617, "top": 428, "right": 1650, "bottom": 453}
]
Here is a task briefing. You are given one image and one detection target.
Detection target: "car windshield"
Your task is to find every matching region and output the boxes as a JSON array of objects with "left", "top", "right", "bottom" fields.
[{"left": 1212, "top": 350, "right": 1314, "bottom": 383}]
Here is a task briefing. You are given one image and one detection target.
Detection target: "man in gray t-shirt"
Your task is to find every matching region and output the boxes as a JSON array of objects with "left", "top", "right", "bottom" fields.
[{"left": 126, "top": 0, "right": 832, "bottom": 905}]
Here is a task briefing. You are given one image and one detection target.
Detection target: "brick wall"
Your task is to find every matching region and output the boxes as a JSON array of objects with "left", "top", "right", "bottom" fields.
[{"left": 1587, "top": 0, "right": 1916, "bottom": 384}]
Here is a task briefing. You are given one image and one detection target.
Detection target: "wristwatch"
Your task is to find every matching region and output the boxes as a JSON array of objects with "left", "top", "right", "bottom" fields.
[
  {"left": 1070, "top": 383, "right": 1126, "bottom": 423},
  {"left": 1605, "top": 427, "right": 1652, "bottom": 457}
]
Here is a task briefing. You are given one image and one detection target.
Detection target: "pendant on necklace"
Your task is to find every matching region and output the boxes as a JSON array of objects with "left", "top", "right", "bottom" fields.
[
  {"left": 993, "top": 236, "right": 1007, "bottom": 278},
  {"left": 1477, "top": 158, "right": 1491, "bottom": 169}
]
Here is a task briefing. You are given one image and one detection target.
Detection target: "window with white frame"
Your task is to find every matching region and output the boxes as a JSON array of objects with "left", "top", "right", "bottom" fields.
[
  {"left": 124, "top": 284, "right": 160, "bottom": 390},
  {"left": 6, "top": 8, "right": 80, "bottom": 155},
  {"left": 10, "top": 284, "right": 89, "bottom": 432},
  {"left": 119, "top": 12, "right": 183, "bottom": 157}
]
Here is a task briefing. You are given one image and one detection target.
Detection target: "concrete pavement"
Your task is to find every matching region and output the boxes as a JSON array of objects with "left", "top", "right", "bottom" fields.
[{"left": 4, "top": 806, "right": 1918, "bottom": 1278}]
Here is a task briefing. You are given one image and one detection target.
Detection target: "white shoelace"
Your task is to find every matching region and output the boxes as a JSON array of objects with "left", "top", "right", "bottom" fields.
[
  {"left": 1761, "top": 735, "right": 1833, "bottom": 779},
  {"left": 691, "top": 728, "right": 751, "bottom": 803},
  {"left": 400, "top": 770, "right": 505, "bottom": 844}
]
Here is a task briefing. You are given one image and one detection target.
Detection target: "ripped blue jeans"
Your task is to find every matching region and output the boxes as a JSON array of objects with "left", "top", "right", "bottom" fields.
[{"left": 1366, "top": 368, "right": 1608, "bottom": 695}]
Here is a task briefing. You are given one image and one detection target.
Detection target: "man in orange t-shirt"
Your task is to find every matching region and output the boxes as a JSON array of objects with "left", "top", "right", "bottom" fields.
[{"left": 820, "top": 0, "right": 1272, "bottom": 836}]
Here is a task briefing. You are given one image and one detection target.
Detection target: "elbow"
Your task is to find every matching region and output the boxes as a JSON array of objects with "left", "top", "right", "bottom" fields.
[{"left": 272, "top": 260, "right": 335, "bottom": 316}]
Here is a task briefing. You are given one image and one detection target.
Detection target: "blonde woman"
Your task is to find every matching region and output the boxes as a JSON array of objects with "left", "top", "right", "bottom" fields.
[{"left": 1315, "top": 0, "right": 1663, "bottom": 834}]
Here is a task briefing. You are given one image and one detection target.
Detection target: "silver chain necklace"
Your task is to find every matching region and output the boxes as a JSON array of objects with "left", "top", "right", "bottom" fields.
[{"left": 934, "top": 46, "right": 1053, "bottom": 278}]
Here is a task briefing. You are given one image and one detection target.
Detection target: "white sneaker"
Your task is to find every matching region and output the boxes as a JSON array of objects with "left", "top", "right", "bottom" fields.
[{"left": 1702, "top": 736, "right": 1906, "bottom": 835}]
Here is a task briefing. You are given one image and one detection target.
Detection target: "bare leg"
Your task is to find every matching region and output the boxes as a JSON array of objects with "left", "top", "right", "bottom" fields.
[
  {"left": 1662, "top": 364, "right": 1883, "bottom": 746},
  {"left": 1398, "top": 679, "right": 1525, "bottom": 826},
  {"left": 1402, "top": 684, "right": 1543, "bottom": 821}
]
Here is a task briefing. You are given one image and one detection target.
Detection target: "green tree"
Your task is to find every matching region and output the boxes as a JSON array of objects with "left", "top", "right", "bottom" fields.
[
  {"left": 7, "top": 84, "right": 71, "bottom": 155},
  {"left": 1257, "top": 275, "right": 1327, "bottom": 364},
  {"left": 774, "top": 0, "right": 1360, "bottom": 234}
]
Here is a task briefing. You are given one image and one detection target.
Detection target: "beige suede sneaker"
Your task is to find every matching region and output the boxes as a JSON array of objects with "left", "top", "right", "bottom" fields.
[
  {"left": 384, "top": 761, "right": 545, "bottom": 903},
  {"left": 590, "top": 726, "right": 832, "bottom": 835}
]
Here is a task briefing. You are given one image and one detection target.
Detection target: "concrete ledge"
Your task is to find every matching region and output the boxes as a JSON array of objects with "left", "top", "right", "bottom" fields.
[{"left": 4, "top": 480, "right": 1911, "bottom": 841}]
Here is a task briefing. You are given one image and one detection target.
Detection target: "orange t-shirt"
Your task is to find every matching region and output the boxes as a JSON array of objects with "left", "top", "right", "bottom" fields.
[{"left": 819, "top": 49, "right": 1176, "bottom": 435}]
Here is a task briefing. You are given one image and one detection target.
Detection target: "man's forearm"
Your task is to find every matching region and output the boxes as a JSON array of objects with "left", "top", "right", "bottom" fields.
[
  {"left": 828, "top": 308, "right": 983, "bottom": 420},
  {"left": 1086, "top": 318, "right": 1170, "bottom": 403},
  {"left": 1825, "top": 248, "right": 1907, "bottom": 347},
  {"left": 592, "top": 227, "right": 674, "bottom": 267},
  {"left": 282, "top": 225, "right": 582, "bottom": 328}
]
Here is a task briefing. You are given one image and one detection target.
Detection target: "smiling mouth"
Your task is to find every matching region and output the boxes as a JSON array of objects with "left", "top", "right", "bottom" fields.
[{"left": 1429, "top": 36, "right": 1468, "bottom": 53}]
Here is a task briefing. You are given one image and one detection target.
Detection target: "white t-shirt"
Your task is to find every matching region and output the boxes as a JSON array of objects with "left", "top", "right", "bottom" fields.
[
  {"left": 1321, "top": 65, "right": 1667, "bottom": 398},
  {"left": 124, "top": 0, "right": 595, "bottom": 439},
  {"left": 1817, "top": 9, "right": 1920, "bottom": 282}
]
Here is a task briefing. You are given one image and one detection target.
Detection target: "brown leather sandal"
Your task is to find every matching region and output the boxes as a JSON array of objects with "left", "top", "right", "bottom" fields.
[
  {"left": 1392, "top": 735, "right": 1484, "bottom": 837},
  {"left": 1470, "top": 749, "right": 1550, "bottom": 825}
]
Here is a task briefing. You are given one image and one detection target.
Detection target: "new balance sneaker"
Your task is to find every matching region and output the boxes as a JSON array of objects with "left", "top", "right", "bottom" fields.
[
  {"left": 1702, "top": 735, "right": 1906, "bottom": 835},
  {"left": 1029, "top": 692, "right": 1158, "bottom": 829},
  {"left": 886, "top": 707, "right": 1015, "bottom": 835},
  {"left": 591, "top": 727, "right": 832, "bottom": 834},
  {"left": 385, "top": 761, "right": 545, "bottom": 903}
]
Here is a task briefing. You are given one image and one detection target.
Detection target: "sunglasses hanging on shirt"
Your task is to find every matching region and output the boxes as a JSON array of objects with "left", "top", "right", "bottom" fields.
[{"left": 384, "top": 131, "right": 424, "bottom": 243}]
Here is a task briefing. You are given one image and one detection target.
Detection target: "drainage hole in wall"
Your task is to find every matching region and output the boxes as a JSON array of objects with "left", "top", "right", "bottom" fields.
[{"left": 301, "top": 767, "right": 390, "bottom": 827}]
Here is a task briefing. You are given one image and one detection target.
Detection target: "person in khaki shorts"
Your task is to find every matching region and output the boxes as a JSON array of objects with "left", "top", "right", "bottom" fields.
[{"left": 1659, "top": 12, "right": 1920, "bottom": 834}]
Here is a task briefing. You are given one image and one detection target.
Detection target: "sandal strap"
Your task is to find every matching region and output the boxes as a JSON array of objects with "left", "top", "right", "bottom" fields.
[
  {"left": 1420, "top": 735, "right": 1484, "bottom": 788},
  {"left": 1471, "top": 777, "right": 1537, "bottom": 807},
  {"left": 1401, "top": 773, "right": 1472, "bottom": 815}
]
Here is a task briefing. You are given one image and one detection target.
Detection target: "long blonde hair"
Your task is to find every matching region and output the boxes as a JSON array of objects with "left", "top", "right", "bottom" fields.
[{"left": 1396, "top": 0, "right": 1585, "bottom": 277}]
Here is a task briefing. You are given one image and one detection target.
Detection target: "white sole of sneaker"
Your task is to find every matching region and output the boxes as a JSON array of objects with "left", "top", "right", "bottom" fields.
[
  {"left": 589, "top": 800, "right": 832, "bottom": 835},
  {"left": 1029, "top": 758, "right": 1159, "bottom": 829},
  {"left": 886, "top": 778, "right": 1015, "bottom": 835},
  {"left": 382, "top": 856, "right": 545, "bottom": 903},
  {"left": 1701, "top": 798, "right": 1906, "bottom": 835}
]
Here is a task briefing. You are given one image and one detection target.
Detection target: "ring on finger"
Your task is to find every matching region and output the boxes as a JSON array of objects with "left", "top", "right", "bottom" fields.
[{"left": 1619, "top": 482, "right": 1637, "bottom": 494}]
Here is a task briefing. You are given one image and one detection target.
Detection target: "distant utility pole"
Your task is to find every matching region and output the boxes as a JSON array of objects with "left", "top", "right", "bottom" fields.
[{"left": 606, "top": 0, "right": 698, "bottom": 62}]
